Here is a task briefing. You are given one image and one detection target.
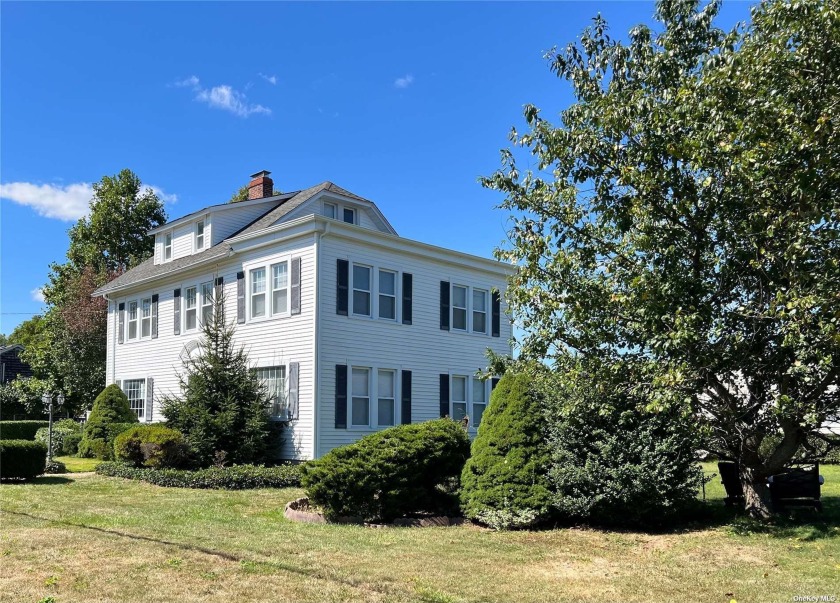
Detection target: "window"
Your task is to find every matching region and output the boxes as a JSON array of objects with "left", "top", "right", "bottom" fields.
[
  {"left": 451, "top": 376, "right": 467, "bottom": 421},
  {"left": 324, "top": 203, "right": 336, "bottom": 219},
  {"left": 127, "top": 301, "right": 138, "bottom": 340},
  {"left": 343, "top": 207, "right": 356, "bottom": 224},
  {"left": 164, "top": 232, "right": 172, "bottom": 261},
  {"left": 352, "top": 264, "right": 371, "bottom": 316},
  {"left": 271, "top": 262, "right": 289, "bottom": 315},
  {"left": 472, "top": 377, "right": 487, "bottom": 427},
  {"left": 124, "top": 379, "right": 146, "bottom": 419},
  {"left": 195, "top": 220, "right": 205, "bottom": 250},
  {"left": 472, "top": 290, "right": 487, "bottom": 334},
  {"left": 377, "top": 369, "right": 396, "bottom": 426},
  {"left": 184, "top": 286, "right": 197, "bottom": 330},
  {"left": 351, "top": 367, "right": 370, "bottom": 426},
  {"left": 452, "top": 285, "right": 468, "bottom": 331},
  {"left": 378, "top": 270, "right": 396, "bottom": 320},
  {"left": 250, "top": 268, "right": 266, "bottom": 318},
  {"left": 140, "top": 298, "right": 152, "bottom": 338},
  {"left": 256, "top": 366, "right": 287, "bottom": 419},
  {"left": 200, "top": 282, "right": 214, "bottom": 325}
]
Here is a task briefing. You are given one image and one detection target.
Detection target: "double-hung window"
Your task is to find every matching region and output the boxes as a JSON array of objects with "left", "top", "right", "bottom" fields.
[
  {"left": 472, "top": 377, "right": 487, "bottom": 427},
  {"left": 140, "top": 298, "right": 152, "bottom": 338},
  {"left": 164, "top": 233, "right": 172, "bottom": 261},
  {"left": 184, "top": 286, "right": 198, "bottom": 330},
  {"left": 378, "top": 270, "right": 396, "bottom": 320},
  {"left": 351, "top": 367, "right": 370, "bottom": 426},
  {"left": 343, "top": 207, "right": 356, "bottom": 224},
  {"left": 271, "top": 262, "right": 289, "bottom": 315},
  {"left": 472, "top": 290, "right": 488, "bottom": 334},
  {"left": 377, "top": 369, "right": 396, "bottom": 426},
  {"left": 251, "top": 268, "right": 266, "bottom": 318},
  {"left": 127, "top": 301, "right": 138, "bottom": 340},
  {"left": 324, "top": 203, "right": 336, "bottom": 219},
  {"left": 124, "top": 379, "right": 146, "bottom": 419},
  {"left": 195, "top": 220, "right": 206, "bottom": 250},
  {"left": 256, "top": 366, "right": 287, "bottom": 419},
  {"left": 200, "top": 282, "right": 214, "bottom": 325},
  {"left": 352, "top": 265, "right": 371, "bottom": 316},
  {"left": 452, "top": 285, "right": 468, "bottom": 331},
  {"left": 451, "top": 375, "right": 468, "bottom": 421}
]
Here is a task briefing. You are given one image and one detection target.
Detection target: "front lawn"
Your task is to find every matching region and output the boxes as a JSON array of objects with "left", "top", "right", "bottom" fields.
[
  {"left": 0, "top": 463, "right": 837, "bottom": 602},
  {"left": 53, "top": 455, "right": 101, "bottom": 473}
]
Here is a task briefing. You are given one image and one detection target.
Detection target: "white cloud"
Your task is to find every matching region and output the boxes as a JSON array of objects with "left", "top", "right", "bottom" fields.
[
  {"left": 394, "top": 74, "right": 414, "bottom": 89},
  {"left": 174, "top": 75, "right": 200, "bottom": 87},
  {"left": 173, "top": 75, "right": 271, "bottom": 118},
  {"left": 30, "top": 288, "right": 46, "bottom": 304},
  {"left": 0, "top": 181, "right": 177, "bottom": 222},
  {"left": 259, "top": 72, "right": 277, "bottom": 85}
]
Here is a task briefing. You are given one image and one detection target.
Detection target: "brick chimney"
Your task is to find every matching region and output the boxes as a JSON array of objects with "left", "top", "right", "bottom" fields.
[{"left": 248, "top": 170, "right": 274, "bottom": 200}]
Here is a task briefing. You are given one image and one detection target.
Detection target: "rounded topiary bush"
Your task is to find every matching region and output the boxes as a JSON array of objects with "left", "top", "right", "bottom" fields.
[
  {"left": 114, "top": 424, "right": 188, "bottom": 468},
  {"left": 460, "top": 373, "right": 552, "bottom": 529},
  {"left": 0, "top": 440, "right": 48, "bottom": 480},
  {"left": 302, "top": 419, "right": 471, "bottom": 522},
  {"left": 79, "top": 385, "right": 138, "bottom": 459}
]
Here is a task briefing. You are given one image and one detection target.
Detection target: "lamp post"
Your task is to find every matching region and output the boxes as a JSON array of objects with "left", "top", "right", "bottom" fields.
[{"left": 42, "top": 391, "right": 65, "bottom": 463}]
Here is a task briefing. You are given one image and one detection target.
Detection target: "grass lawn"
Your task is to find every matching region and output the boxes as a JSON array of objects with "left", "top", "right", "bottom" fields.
[
  {"left": 53, "top": 456, "right": 101, "bottom": 473},
  {"left": 1, "top": 463, "right": 838, "bottom": 603}
]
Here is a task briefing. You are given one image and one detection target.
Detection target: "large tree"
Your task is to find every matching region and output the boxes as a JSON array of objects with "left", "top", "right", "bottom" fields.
[{"left": 482, "top": 0, "right": 840, "bottom": 518}]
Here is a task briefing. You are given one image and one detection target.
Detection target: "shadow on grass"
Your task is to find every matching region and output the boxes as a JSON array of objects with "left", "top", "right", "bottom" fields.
[{"left": 0, "top": 476, "right": 76, "bottom": 485}]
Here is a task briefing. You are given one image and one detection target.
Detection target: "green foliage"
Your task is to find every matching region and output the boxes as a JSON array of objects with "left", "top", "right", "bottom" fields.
[
  {"left": 758, "top": 433, "right": 840, "bottom": 466},
  {"left": 460, "top": 373, "right": 552, "bottom": 529},
  {"left": 0, "top": 420, "right": 49, "bottom": 440},
  {"left": 0, "top": 440, "right": 47, "bottom": 480},
  {"left": 44, "top": 460, "right": 67, "bottom": 474},
  {"left": 114, "top": 425, "right": 188, "bottom": 468},
  {"left": 62, "top": 432, "right": 82, "bottom": 456},
  {"left": 34, "top": 419, "right": 82, "bottom": 457},
  {"left": 96, "top": 461, "right": 302, "bottom": 489},
  {"left": 78, "top": 422, "right": 137, "bottom": 460},
  {"left": 79, "top": 385, "right": 138, "bottom": 459},
  {"left": 547, "top": 359, "right": 703, "bottom": 527},
  {"left": 0, "top": 376, "right": 54, "bottom": 419},
  {"left": 161, "top": 297, "right": 272, "bottom": 466},
  {"left": 482, "top": 0, "right": 840, "bottom": 519},
  {"left": 302, "top": 419, "right": 471, "bottom": 522}
]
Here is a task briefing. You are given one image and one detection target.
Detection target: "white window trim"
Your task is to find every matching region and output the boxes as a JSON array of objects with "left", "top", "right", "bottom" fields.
[
  {"left": 126, "top": 300, "right": 139, "bottom": 341},
  {"left": 194, "top": 218, "right": 207, "bottom": 252},
  {"left": 140, "top": 297, "right": 153, "bottom": 339},
  {"left": 323, "top": 202, "right": 337, "bottom": 219},
  {"left": 255, "top": 364, "right": 288, "bottom": 421},
  {"left": 350, "top": 366, "right": 371, "bottom": 428},
  {"left": 377, "top": 269, "right": 398, "bottom": 322},
  {"left": 376, "top": 368, "right": 397, "bottom": 428},
  {"left": 449, "top": 283, "right": 491, "bottom": 337},
  {"left": 344, "top": 260, "right": 402, "bottom": 324},
  {"left": 351, "top": 263, "right": 372, "bottom": 317},
  {"left": 451, "top": 284, "right": 468, "bottom": 332},
  {"left": 163, "top": 231, "right": 173, "bottom": 262},
  {"left": 450, "top": 372, "right": 490, "bottom": 431},
  {"left": 270, "top": 260, "right": 290, "bottom": 316},
  {"left": 344, "top": 363, "right": 402, "bottom": 430},
  {"left": 121, "top": 376, "right": 148, "bottom": 420},
  {"left": 243, "top": 252, "right": 294, "bottom": 324},
  {"left": 183, "top": 285, "right": 199, "bottom": 333},
  {"left": 342, "top": 207, "right": 357, "bottom": 225},
  {"left": 249, "top": 266, "right": 268, "bottom": 320},
  {"left": 472, "top": 288, "right": 489, "bottom": 335}
]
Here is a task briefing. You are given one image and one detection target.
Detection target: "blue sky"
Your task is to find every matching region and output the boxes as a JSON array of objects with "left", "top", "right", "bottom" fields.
[{"left": 0, "top": 1, "right": 753, "bottom": 335}]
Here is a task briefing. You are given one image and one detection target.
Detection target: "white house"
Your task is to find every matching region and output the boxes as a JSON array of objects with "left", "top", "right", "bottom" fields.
[{"left": 93, "top": 171, "right": 513, "bottom": 460}]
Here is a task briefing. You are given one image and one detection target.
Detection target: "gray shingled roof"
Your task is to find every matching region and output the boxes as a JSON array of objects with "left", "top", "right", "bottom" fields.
[{"left": 93, "top": 181, "right": 369, "bottom": 296}]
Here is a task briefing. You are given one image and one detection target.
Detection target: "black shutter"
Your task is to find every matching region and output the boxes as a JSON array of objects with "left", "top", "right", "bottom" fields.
[
  {"left": 151, "top": 294, "right": 159, "bottom": 339},
  {"left": 173, "top": 289, "right": 181, "bottom": 335},
  {"left": 491, "top": 290, "right": 501, "bottom": 337},
  {"left": 401, "top": 370, "right": 412, "bottom": 424},
  {"left": 145, "top": 377, "right": 154, "bottom": 423},
  {"left": 491, "top": 377, "right": 500, "bottom": 390},
  {"left": 335, "top": 364, "right": 348, "bottom": 428},
  {"left": 118, "top": 303, "right": 125, "bottom": 344},
  {"left": 440, "top": 281, "right": 450, "bottom": 330},
  {"left": 215, "top": 276, "right": 224, "bottom": 298},
  {"left": 336, "top": 259, "right": 349, "bottom": 316},
  {"left": 402, "top": 273, "right": 413, "bottom": 325},
  {"left": 291, "top": 257, "right": 301, "bottom": 315},
  {"left": 288, "top": 362, "right": 300, "bottom": 420},
  {"left": 236, "top": 271, "right": 245, "bottom": 324},
  {"left": 439, "top": 373, "right": 449, "bottom": 418}
]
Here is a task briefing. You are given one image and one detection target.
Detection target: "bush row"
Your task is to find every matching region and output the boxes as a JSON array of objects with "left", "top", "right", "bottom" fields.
[
  {"left": 78, "top": 422, "right": 138, "bottom": 460},
  {"left": 95, "top": 461, "right": 302, "bottom": 489},
  {"left": 0, "top": 420, "right": 49, "bottom": 441},
  {"left": 35, "top": 419, "right": 83, "bottom": 457},
  {"left": 0, "top": 440, "right": 47, "bottom": 480}
]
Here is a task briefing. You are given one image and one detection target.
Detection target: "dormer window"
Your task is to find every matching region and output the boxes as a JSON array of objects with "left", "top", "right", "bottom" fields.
[
  {"left": 163, "top": 232, "right": 172, "bottom": 261},
  {"left": 195, "top": 220, "right": 206, "bottom": 250},
  {"left": 343, "top": 207, "right": 356, "bottom": 224},
  {"left": 324, "top": 203, "right": 336, "bottom": 219}
]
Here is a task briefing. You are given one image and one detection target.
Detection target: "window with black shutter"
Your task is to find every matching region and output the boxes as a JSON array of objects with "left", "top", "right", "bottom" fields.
[{"left": 336, "top": 259, "right": 349, "bottom": 315}]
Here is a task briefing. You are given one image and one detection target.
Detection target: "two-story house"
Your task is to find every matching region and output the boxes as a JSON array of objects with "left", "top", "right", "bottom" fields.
[{"left": 93, "top": 170, "right": 513, "bottom": 460}]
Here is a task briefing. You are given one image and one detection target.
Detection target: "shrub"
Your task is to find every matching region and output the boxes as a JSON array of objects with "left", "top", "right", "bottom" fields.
[
  {"left": 546, "top": 360, "right": 703, "bottom": 528},
  {"left": 302, "top": 419, "right": 471, "bottom": 522},
  {"left": 114, "top": 425, "right": 188, "bottom": 468},
  {"left": 96, "top": 461, "right": 302, "bottom": 489},
  {"left": 35, "top": 419, "right": 82, "bottom": 457},
  {"left": 460, "top": 373, "right": 552, "bottom": 529},
  {"left": 0, "top": 440, "right": 47, "bottom": 480},
  {"left": 0, "top": 420, "right": 49, "bottom": 440},
  {"left": 62, "top": 432, "right": 82, "bottom": 456},
  {"left": 44, "top": 460, "right": 67, "bottom": 474},
  {"left": 79, "top": 385, "right": 138, "bottom": 459}
]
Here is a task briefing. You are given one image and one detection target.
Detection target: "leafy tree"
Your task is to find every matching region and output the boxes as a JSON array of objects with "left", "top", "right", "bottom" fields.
[
  {"left": 460, "top": 372, "right": 552, "bottom": 529},
  {"left": 161, "top": 296, "right": 272, "bottom": 466},
  {"left": 482, "top": 0, "right": 840, "bottom": 518}
]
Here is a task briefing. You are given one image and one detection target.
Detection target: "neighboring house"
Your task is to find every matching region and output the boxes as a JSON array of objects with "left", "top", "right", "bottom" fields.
[
  {"left": 93, "top": 170, "right": 513, "bottom": 460},
  {"left": 0, "top": 344, "right": 33, "bottom": 384}
]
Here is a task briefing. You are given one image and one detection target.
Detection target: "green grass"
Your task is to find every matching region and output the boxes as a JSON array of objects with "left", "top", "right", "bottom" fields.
[
  {"left": 53, "top": 455, "right": 101, "bottom": 473},
  {"left": 0, "top": 463, "right": 837, "bottom": 603}
]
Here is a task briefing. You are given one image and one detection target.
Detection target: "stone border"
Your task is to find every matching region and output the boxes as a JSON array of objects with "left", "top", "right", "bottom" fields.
[{"left": 283, "top": 497, "right": 466, "bottom": 528}]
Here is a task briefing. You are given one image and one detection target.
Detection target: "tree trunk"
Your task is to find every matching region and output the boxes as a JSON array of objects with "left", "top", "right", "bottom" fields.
[{"left": 741, "top": 469, "right": 773, "bottom": 520}]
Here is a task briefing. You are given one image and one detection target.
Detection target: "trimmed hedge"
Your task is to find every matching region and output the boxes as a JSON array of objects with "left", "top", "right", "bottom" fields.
[
  {"left": 96, "top": 461, "right": 302, "bottom": 489},
  {"left": 0, "top": 421, "right": 49, "bottom": 441},
  {"left": 302, "top": 419, "right": 471, "bottom": 522},
  {"left": 114, "top": 425, "right": 188, "bottom": 468},
  {"left": 78, "top": 422, "right": 137, "bottom": 460},
  {"left": 0, "top": 440, "right": 47, "bottom": 480},
  {"left": 35, "top": 419, "right": 82, "bottom": 457}
]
